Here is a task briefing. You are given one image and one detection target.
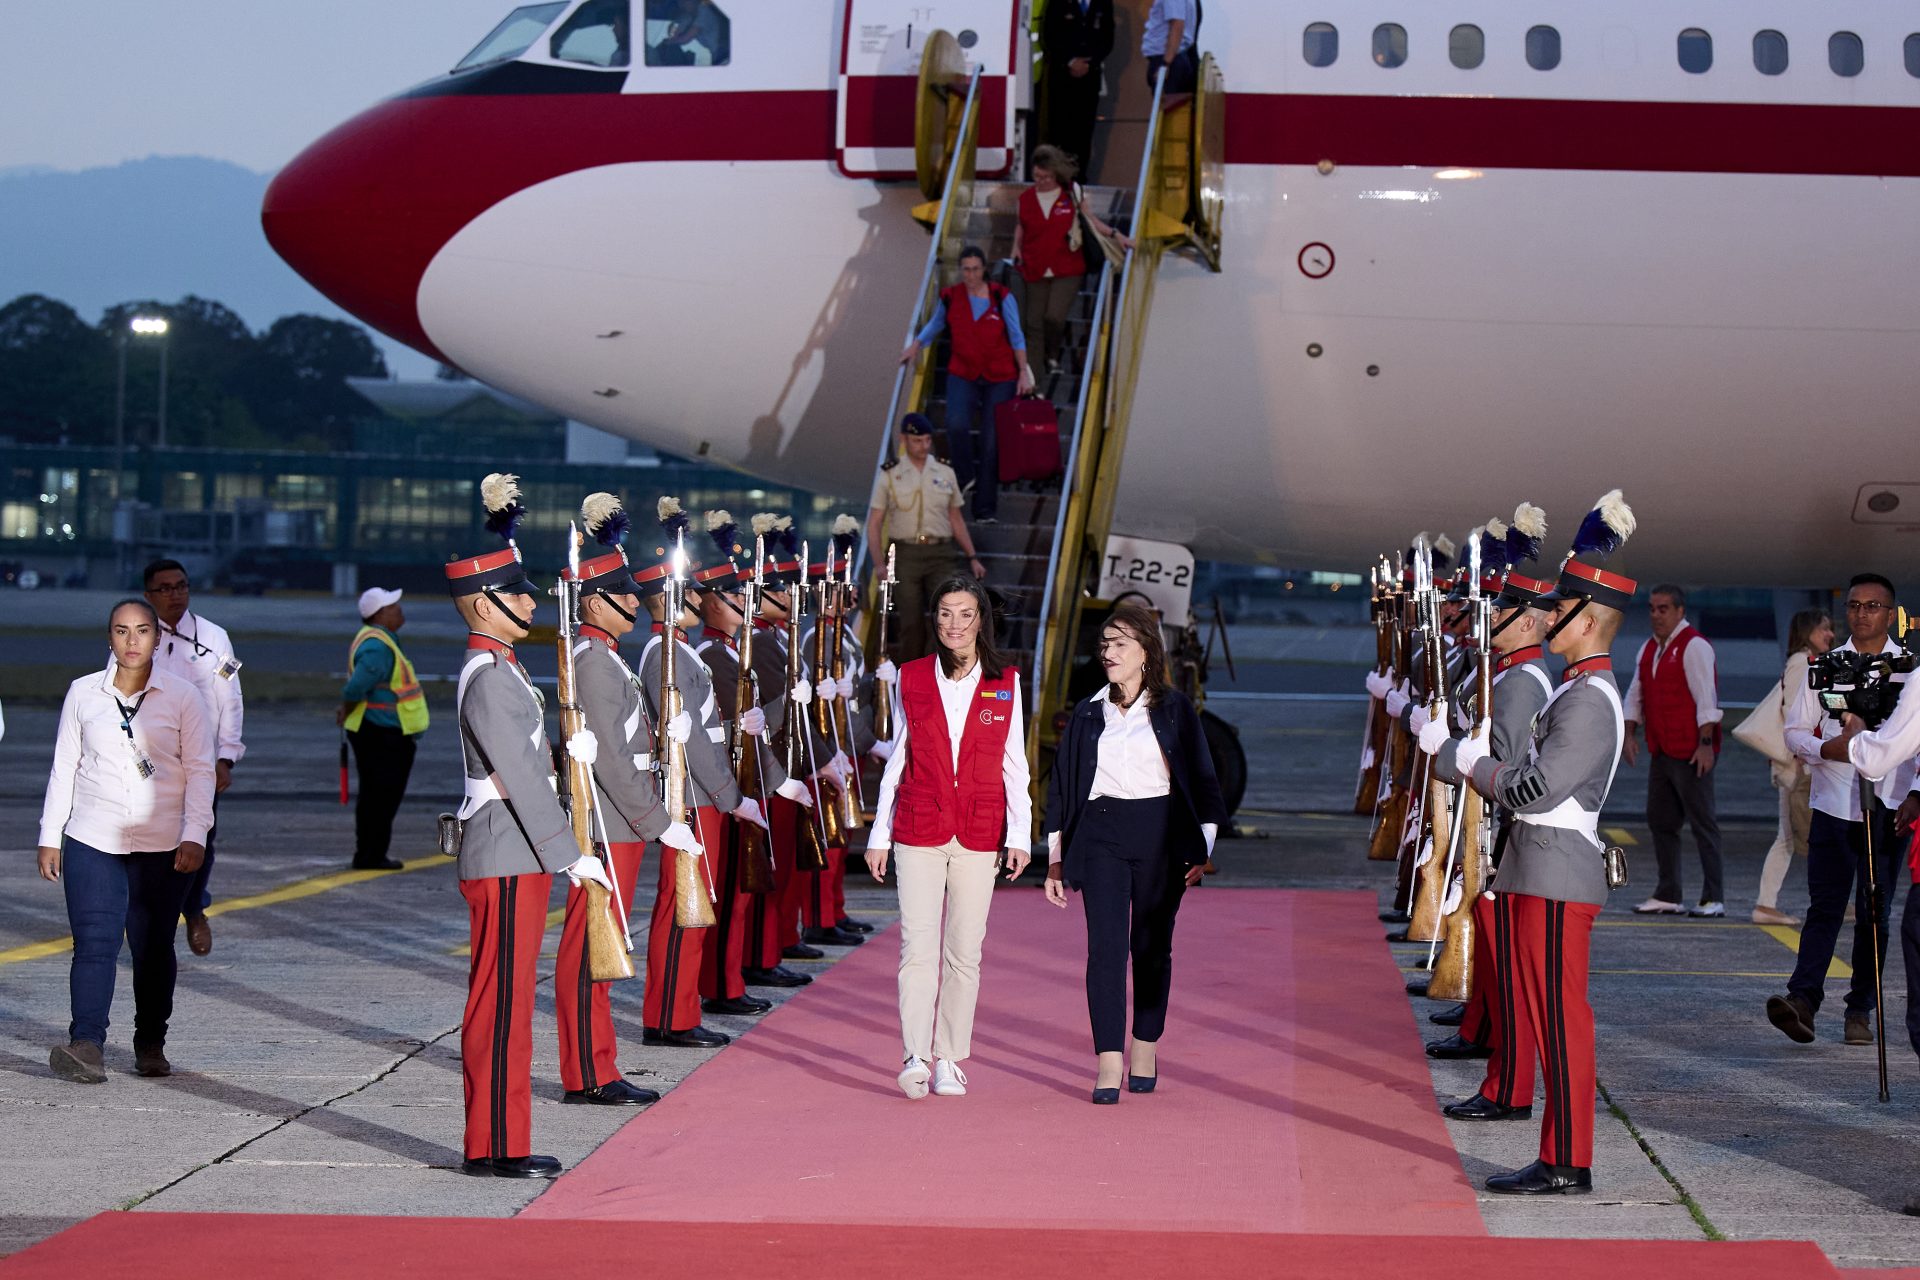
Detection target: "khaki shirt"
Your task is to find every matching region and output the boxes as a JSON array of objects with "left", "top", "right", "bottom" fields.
[{"left": 869, "top": 456, "right": 962, "bottom": 543}]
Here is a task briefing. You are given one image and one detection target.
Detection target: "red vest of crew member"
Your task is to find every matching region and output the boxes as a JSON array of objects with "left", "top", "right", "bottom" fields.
[
  {"left": 1638, "top": 624, "right": 1717, "bottom": 759},
  {"left": 942, "top": 283, "right": 1020, "bottom": 384},
  {"left": 1017, "top": 187, "right": 1083, "bottom": 283},
  {"left": 892, "top": 655, "right": 1021, "bottom": 853}
]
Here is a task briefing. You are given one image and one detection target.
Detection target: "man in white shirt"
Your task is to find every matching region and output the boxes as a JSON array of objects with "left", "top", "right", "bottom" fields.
[
  {"left": 1622, "top": 584, "right": 1725, "bottom": 916},
  {"left": 143, "top": 560, "right": 244, "bottom": 957},
  {"left": 1140, "top": 0, "right": 1198, "bottom": 92},
  {"left": 1768, "top": 573, "right": 1916, "bottom": 1047}
]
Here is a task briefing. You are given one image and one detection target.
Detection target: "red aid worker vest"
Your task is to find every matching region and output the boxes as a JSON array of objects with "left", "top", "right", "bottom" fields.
[
  {"left": 891, "top": 655, "right": 1021, "bottom": 853},
  {"left": 1018, "top": 187, "right": 1084, "bottom": 282},
  {"left": 943, "top": 283, "right": 1020, "bottom": 383},
  {"left": 1638, "top": 625, "right": 1717, "bottom": 759}
]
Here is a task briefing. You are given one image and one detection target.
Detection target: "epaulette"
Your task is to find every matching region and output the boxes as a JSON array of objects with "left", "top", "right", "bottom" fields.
[{"left": 881, "top": 456, "right": 899, "bottom": 471}]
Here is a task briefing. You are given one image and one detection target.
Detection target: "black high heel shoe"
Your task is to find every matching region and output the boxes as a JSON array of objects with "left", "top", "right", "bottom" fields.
[
  {"left": 1127, "top": 1073, "right": 1157, "bottom": 1094},
  {"left": 1091, "top": 1087, "right": 1120, "bottom": 1104}
]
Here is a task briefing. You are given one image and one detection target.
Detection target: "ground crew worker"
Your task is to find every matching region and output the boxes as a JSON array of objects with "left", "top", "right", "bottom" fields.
[
  {"left": 446, "top": 473, "right": 611, "bottom": 1179},
  {"left": 867, "top": 413, "right": 986, "bottom": 662},
  {"left": 338, "top": 587, "right": 426, "bottom": 872}
]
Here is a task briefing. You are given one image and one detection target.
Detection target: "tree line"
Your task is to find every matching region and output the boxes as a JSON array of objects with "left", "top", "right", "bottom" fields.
[{"left": 0, "top": 293, "right": 391, "bottom": 453}]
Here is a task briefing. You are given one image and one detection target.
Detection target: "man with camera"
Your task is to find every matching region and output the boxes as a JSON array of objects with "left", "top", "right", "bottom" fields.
[{"left": 1768, "top": 573, "right": 1917, "bottom": 1047}]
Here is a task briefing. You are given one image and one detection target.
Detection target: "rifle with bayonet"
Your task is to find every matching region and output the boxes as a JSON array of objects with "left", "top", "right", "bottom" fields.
[
  {"left": 659, "top": 526, "right": 716, "bottom": 928},
  {"left": 1428, "top": 538, "right": 1492, "bottom": 1003},
  {"left": 871, "top": 544, "right": 896, "bottom": 742},
  {"left": 1368, "top": 555, "right": 1413, "bottom": 862},
  {"left": 1407, "top": 538, "right": 1456, "bottom": 944},
  {"left": 1355, "top": 561, "right": 1393, "bottom": 815},
  {"left": 832, "top": 554, "right": 868, "bottom": 826},
  {"left": 733, "top": 533, "right": 775, "bottom": 893},
  {"left": 781, "top": 544, "right": 831, "bottom": 869}
]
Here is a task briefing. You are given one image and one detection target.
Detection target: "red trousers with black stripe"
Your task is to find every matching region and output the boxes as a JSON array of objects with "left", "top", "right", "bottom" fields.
[
  {"left": 555, "top": 840, "right": 645, "bottom": 1093},
  {"left": 749, "top": 796, "right": 802, "bottom": 969},
  {"left": 1510, "top": 893, "right": 1599, "bottom": 1168},
  {"left": 799, "top": 776, "right": 845, "bottom": 928},
  {"left": 1470, "top": 892, "right": 1534, "bottom": 1109},
  {"left": 700, "top": 816, "right": 753, "bottom": 1000},
  {"left": 460, "top": 873, "right": 553, "bottom": 1161},
  {"left": 642, "top": 806, "right": 724, "bottom": 1032}
]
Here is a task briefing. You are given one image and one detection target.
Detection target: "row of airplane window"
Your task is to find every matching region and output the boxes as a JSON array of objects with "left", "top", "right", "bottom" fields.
[{"left": 1302, "top": 23, "right": 1920, "bottom": 78}]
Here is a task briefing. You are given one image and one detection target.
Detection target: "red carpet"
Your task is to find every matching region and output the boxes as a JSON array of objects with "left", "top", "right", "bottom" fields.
[
  {"left": 0, "top": 1215, "right": 1843, "bottom": 1278},
  {"left": 524, "top": 888, "right": 1483, "bottom": 1235}
]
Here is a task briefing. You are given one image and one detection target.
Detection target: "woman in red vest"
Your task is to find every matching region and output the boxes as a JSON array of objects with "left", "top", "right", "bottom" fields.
[
  {"left": 1013, "top": 145, "right": 1130, "bottom": 373},
  {"left": 865, "top": 577, "right": 1032, "bottom": 1100}
]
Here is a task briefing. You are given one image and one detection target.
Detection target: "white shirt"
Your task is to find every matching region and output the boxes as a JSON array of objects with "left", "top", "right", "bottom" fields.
[
  {"left": 153, "top": 608, "right": 246, "bottom": 764},
  {"left": 869, "top": 660, "right": 1031, "bottom": 853},
  {"left": 1089, "top": 686, "right": 1171, "bottom": 801},
  {"left": 1847, "top": 673, "right": 1920, "bottom": 795},
  {"left": 39, "top": 662, "right": 217, "bottom": 855},
  {"left": 1785, "top": 636, "right": 1916, "bottom": 820},
  {"left": 1622, "top": 622, "right": 1721, "bottom": 727}
]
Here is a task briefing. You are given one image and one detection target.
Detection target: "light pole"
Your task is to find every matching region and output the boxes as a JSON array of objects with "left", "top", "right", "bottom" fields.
[{"left": 129, "top": 315, "right": 170, "bottom": 448}]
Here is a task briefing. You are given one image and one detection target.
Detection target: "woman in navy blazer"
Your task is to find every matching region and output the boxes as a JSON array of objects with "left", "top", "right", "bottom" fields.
[{"left": 1045, "top": 604, "right": 1227, "bottom": 1103}]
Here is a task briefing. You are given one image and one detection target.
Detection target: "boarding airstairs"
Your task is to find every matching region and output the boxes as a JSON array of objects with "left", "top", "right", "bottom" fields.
[{"left": 867, "top": 31, "right": 1232, "bottom": 808}]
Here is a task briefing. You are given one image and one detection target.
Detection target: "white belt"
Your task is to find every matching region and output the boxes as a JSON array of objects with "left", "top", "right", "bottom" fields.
[
  {"left": 457, "top": 772, "right": 557, "bottom": 821},
  {"left": 708, "top": 727, "right": 726, "bottom": 743},
  {"left": 1515, "top": 798, "right": 1601, "bottom": 845},
  {"left": 632, "top": 753, "right": 654, "bottom": 771}
]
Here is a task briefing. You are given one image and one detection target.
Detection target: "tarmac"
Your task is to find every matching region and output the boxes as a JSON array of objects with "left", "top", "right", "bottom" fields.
[{"left": 2, "top": 612, "right": 1917, "bottom": 1267}]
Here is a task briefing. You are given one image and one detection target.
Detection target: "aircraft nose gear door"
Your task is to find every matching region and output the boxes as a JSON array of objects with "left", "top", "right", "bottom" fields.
[{"left": 836, "top": 0, "right": 1025, "bottom": 182}]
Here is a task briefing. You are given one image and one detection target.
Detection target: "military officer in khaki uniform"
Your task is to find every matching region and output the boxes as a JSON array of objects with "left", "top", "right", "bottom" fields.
[{"left": 866, "top": 412, "right": 986, "bottom": 662}]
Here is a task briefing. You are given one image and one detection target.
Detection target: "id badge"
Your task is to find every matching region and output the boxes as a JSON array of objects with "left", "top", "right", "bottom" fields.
[
  {"left": 216, "top": 656, "right": 243, "bottom": 680},
  {"left": 127, "top": 737, "right": 156, "bottom": 780}
]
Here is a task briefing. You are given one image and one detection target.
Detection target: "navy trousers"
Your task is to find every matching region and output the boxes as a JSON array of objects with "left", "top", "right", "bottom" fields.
[
  {"left": 62, "top": 839, "right": 193, "bottom": 1048},
  {"left": 1788, "top": 804, "right": 1898, "bottom": 1017},
  {"left": 1074, "top": 796, "right": 1188, "bottom": 1053}
]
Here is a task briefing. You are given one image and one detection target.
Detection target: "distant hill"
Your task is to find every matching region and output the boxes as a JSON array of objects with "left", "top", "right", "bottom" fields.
[{"left": 0, "top": 156, "right": 431, "bottom": 377}]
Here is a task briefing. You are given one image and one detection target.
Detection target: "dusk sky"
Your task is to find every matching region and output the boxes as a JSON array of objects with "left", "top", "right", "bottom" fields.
[{"left": 1, "top": 1, "right": 517, "bottom": 173}]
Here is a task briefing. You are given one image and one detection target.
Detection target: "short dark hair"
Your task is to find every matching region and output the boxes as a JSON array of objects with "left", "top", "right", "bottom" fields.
[
  {"left": 1103, "top": 603, "right": 1168, "bottom": 708},
  {"left": 929, "top": 576, "right": 1006, "bottom": 682},
  {"left": 1649, "top": 584, "right": 1686, "bottom": 607},
  {"left": 957, "top": 244, "right": 988, "bottom": 268},
  {"left": 109, "top": 597, "right": 159, "bottom": 630},
  {"left": 1849, "top": 572, "right": 1896, "bottom": 601},
  {"left": 142, "top": 558, "right": 187, "bottom": 587}
]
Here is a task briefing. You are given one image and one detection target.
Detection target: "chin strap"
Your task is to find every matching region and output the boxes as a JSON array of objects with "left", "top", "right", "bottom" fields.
[
  {"left": 593, "top": 592, "right": 637, "bottom": 625},
  {"left": 1543, "top": 597, "right": 1590, "bottom": 645},
  {"left": 485, "top": 588, "right": 533, "bottom": 632}
]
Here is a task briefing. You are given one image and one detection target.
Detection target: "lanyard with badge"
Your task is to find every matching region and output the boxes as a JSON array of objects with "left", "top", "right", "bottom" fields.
[
  {"left": 115, "top": 690, "right": 158, "bottom": 780},
  {"left": 165, "top": 617, "right": 243, "bottom": 680}
]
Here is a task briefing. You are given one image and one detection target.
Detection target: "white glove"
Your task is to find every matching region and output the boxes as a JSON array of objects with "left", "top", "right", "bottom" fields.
[
  {"left": 667, "top": 709, "right": 692, "bottom": 744},
  {"left": 1408, "top": 704, "right": 1430, "bottom": 737},
  {"left": 1384, "top": 685, "right": 1410, "bottom": 719},
  {"left": 732, "top": 796, "right": 770, "bottom": 830},
  {"left": 1454, "top": 732, "right": 1490, "bottom": 776},
  {"left": 790, "top": 679, "right": 813, "bottom": 706},
  {"left": 835, "top": 676, "right": 856, "bottom": 700},
  {"left": 660, "top": 821, "right": 702, "bottom": 854},
  {"left": 566, "top": 729, "right": 598, "bottom": 765},
  {"left": 739, "top": 705, "right": 767, "bottom": 737},
  {"left": 1364, "top": 670, "right": 1391, "bottom": 700},
  {"left": 1417, "top": 718, "right": 1450, "bottom": 756},
  {"left": 829, "top": 750, "right": 852, "bottom": 780},
  {"left": 566, "top": 854, "right": 612, "bottom": 889},
  {"left": 875, "top": 660, "right": 897, "bottom": 682},
  {"left": 775, "top": 776, "right": 815, "bottom": 807},
  {"left": 869, "top": 738, "right": 896, "bottom": 762}
]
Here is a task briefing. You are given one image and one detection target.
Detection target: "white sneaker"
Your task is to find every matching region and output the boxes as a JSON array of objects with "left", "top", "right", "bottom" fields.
[
  {"left": 931, "top": 1059, "right": 969, "bottom": 1096},
  {"left": 1633, "top": 897, "right": 1686, "bottom": 915},
  {"left": 1690, "top": 900, "right": 1726, "bottom": 918},
  {"left": 897, "top": 1056, "right": 932, "bottom": 1100}
]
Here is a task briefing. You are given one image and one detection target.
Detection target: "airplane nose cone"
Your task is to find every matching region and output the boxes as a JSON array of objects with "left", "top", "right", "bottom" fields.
[{"left": 263, "top": 98, "right": 454, "bottom": 361}]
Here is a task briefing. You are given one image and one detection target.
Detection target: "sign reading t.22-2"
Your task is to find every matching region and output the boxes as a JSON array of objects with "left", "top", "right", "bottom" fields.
[{"left": 1098, "top": 535, "right": 1195, "bottom": 621}]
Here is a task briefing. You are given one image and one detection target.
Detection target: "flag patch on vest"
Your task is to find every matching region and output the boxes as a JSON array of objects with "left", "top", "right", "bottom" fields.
[{"left": 981, "top": 689, "right": 1011, "bottom": 701}]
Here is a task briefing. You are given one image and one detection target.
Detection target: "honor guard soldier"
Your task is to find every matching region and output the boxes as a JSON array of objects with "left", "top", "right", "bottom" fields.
[
  {"left": 740, "top": 514, "right": 819, "bottom": 986},
  {"left": 635, "top": 497, "right": 770, "bottom": 1047},
  {"left": 1421, "top": 508, "right": 1559, "bottom": 1126},
  {"left": 447, "top": 474, "right": 612, "bottom": 1178},
  {"left": 866, "top": 412, "right": 987, "bottom": 662},
  {"left": 555, "top": 493, "right": 699, "bottom": 1104},
  {"left": 1422, "top": 491, "right": 1637, "bottom": 1195}
]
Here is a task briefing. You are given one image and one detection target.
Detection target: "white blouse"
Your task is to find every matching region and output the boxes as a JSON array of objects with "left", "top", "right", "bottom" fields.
[
  {"left": 1089, "top": 686, "right": 1171, "bottom": 800},
  {"left": 39, "top": 662, "right": 217, "bottom": 855},
  {"left": 869, "top": 660, "right": 1032, "bottom": 853}
]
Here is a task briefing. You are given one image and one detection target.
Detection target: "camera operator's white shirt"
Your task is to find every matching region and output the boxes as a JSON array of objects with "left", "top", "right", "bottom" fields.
[
  {"left": 1784, "top": 636, "right": 1915, "bottom": 820},
  {"left": 1848, "top": 675, "right": 1920, "bottom": 795}
]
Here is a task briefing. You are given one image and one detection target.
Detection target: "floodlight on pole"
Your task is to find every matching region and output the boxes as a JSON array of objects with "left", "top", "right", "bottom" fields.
[{"left": 128, "top": 314, "right": 172, "bottom": 447}]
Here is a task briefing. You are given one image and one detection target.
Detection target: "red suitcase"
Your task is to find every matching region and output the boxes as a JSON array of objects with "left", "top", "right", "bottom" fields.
[{"left": 995, "top": 396, "right": 1062, "bottom": 483}]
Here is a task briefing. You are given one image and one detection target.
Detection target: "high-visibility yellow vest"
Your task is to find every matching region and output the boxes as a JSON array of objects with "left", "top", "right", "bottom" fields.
[{"left": 343, "top": 626, "right": 429, "bottom": 735}]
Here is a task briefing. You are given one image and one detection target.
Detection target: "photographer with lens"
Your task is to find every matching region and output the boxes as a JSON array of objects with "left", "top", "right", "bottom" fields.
[{"left": 1768, "top": 574, "right": 1915, "bottom": 1048}]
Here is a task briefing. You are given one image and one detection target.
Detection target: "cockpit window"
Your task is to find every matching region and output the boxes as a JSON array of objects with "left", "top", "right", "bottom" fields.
[
  {"left": 644, "top": 0, "right": 731, "bottom": 67},
  {"left": 454, "top": 3, "right": 567, "bottom": 71},
  {"left": 552, "top": 0, "right": 633, "bottom": 67}
]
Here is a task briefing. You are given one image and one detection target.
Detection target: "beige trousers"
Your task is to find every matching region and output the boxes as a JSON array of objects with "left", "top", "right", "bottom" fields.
[
  {"left": 1756, "top": 773, "right": 1813, "bottom": 910},
  {"left": 894, "top": 837, "right": 1000, "bottom": 1063}
]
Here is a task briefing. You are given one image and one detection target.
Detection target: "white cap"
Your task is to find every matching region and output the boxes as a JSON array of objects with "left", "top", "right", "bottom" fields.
[{"left": 357, "top": 587, "right": 404, "bottom": 619}]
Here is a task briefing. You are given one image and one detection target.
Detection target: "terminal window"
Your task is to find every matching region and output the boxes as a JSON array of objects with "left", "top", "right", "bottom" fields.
[{"left": 644, "top": 0, "right": 730, "bottom": 67}]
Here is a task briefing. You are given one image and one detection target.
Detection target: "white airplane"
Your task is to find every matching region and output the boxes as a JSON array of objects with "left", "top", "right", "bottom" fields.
[{"left": 264, "top": 1, "right": 1920, "bottom": 586}]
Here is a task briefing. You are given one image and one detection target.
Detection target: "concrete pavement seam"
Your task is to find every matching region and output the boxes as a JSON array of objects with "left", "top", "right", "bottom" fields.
[{"left": 1596, "top": 1078, "right": 1726, "bottom": 1242}]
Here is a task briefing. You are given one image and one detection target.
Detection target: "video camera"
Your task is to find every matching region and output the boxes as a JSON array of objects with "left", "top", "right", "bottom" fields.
[{"left": 1809, "top": 639, "right": 1918, "bottom": 730}]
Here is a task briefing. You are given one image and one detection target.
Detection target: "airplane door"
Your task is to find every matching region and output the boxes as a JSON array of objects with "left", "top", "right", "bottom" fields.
[{"left": 838, "top": 1, "right": 1025, "bottom": 180}]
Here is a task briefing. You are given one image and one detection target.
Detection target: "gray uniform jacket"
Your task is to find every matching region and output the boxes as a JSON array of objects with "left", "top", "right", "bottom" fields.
[
  {"left": 801, "top": 619, "right": 875, "bottom": 757},
  {"left": 1435, "top": 655, "right": 1553, "bottom": 785},
  {"left": 1471, "top": 667, "right": 1623, "bottom": 907},
  {"left": 696, "top": 628, "right": 787, "bottom": 792},
  {"left": 638, "top": 630, "right": 742, "bottom": 812},
  {"left": 574, "top": 634, "right": 669, "bottom": 844},
  {"left": 455, "top": 650, "right": 575, "bottom": 880}
]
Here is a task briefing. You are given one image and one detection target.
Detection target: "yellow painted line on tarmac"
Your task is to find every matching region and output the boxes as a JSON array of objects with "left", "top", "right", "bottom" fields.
[
  {"left": 1603, "top": 827, "right": 1638, "bottom": 845},
  {"left": 449, "top": 908, "right": 567, "bottom": 957},
  {"left": 0, "top": 853, "right": 454, "bottom": 968},
  {"left": 1759, "top": 922, "right": 1850, "bottom": 979}
]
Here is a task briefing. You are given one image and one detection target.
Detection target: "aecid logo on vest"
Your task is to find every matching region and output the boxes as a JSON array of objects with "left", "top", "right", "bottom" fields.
[{"left": 978, "top": 688, "right": 1011, "bottom": 726}]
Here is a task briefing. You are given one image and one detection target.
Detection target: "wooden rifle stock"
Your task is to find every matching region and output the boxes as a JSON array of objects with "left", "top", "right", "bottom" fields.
[
  {"left": 556, "top": 528, "right": 636, "bottom": 981},
  {"left": 659, "top": 533, "right": 716, "bottom": 928},
  {"left": 1429, "top": 596, "right": 1495, "bottom": 1002},
  {"left": 1354, "top": 572, "right": 1394, "bottom": 815},
  {"left": 733, "top": 538, "right": 775, "bottom": 894},
  {"left": 1407, "top": 558, "right": 1454, "bottom": 944},
  {"left": 781, "top": 548, "right": 830, "bottom": 870},
  {"left": 871, "top": 544, "right": 896, "bottom": 742},
  {"left": 829, "top": 586, "right": 865, "bottom": 832},
  {"left": 1368, "top": 583, "right": 1413, "bottom": 860}
]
